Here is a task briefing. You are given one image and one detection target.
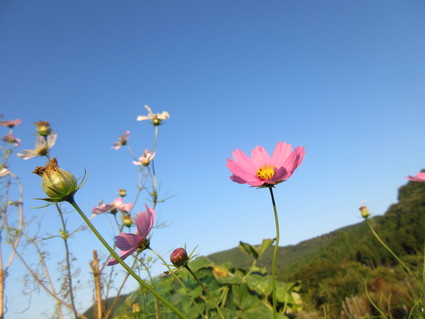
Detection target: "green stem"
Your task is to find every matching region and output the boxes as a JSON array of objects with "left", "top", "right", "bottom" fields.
[
  {"left": 268, "top": 186, "right": 279, "bottom": 319},
  {"left": 184, "top": 265, "right": 225, "bottom": 319},
  {"left": 56, "top": 204, "right": 79, "bottom": 319},
  {"left": 366, "top": 219, "right": 412, "bottom": 276},
  {"left": 149, "top": 248, "right": 206, "bottom": 319},
  {"left": 68, "top": 199, "right": 188, "bottom": 319}
]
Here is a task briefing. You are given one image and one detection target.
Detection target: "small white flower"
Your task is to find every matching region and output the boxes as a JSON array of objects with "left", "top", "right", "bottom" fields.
[
  {"left": 136, "top": 105, "right": 170, "bottom": 125},
  {"left": 133, "top": 149, "right": 156, "bottom": 166},
  {"left": 18, "top": 132, "right": 57, "bottom": 160}
]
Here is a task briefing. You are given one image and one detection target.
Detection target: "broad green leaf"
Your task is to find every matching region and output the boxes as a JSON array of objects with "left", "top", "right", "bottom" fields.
[
  {"left": 246, "top": 274, "right": 272, "bottom": 296},
  {"left": 232, "top": 284, "right": 258, "bottom": 311},
  {"left": 189, "top": 256, "right": 214, "bottom": 272}
]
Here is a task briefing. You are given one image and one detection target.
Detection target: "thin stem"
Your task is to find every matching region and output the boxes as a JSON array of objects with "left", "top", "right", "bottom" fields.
[
  {"left": 149, "top": 248, "right": 206, "bottom": 319},
  {"left": 366, "top": 219, "right": 412, "bottom": 276},
  {"left": 56, "top": 204, "right": 79, "bottom": 319},
  {"left": 268, "top": 186, "right": 279, "bottom": 319},
  {"left": 68, "top": 199, "right": 188, "bottom": 319},
  {"left": 184, "top": 265, "right": 225, "bottom": 319}
]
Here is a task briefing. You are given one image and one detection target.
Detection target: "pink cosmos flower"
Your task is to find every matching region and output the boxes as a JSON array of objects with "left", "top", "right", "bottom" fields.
[
  {"left": 2, "top": 133, "right": 21, "bottom": 147},
  {"left": 92, "top": 200, "right": 115, "bottom": 215},
  {"left": 226, "top": 141, "right": 306, "bottom": 187},
  {"left": 107, "top": 204, "right": 155, "bottom": 266},
  {"left": 112, "top": 130, "right": 130, "bottom": 150},
  {"left": 113, "top": 197, "right": 133, "bottom": 212},
  {"left": 0, "top": 119, "right": 22, "bottom": 128},
  {"left": 132, "top": 149, "right": 156, "bottom": 166},
  {"left": 136, "top": 105, "right": 170, "bottom": 125},
  {"left": 407, "top": 172, "right": 425, "bottom": 182},
  {"left": 17, "top": 132, "right": 57, "bottom": 160}
]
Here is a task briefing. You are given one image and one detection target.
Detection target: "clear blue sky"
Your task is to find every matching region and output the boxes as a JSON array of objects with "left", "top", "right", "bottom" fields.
[{"left": 1, "top": 1, "right": 425, "bottom": 318}]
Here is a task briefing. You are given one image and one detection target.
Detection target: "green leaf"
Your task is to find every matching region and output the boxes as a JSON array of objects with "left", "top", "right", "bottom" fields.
[
  {"left": 239, "top": 241, "right": 259, "bottom": 259},
  {"left": 189, "top": 256, "right": 214, "bottom": 272},
  {"left": 232, "top": 284, "right": 258, "bottom": 311},
  {"left": 257, "top": 238, "right": 275, "bottom": 258},
  {"left": 246, "top": 274, "right": 272, "bottom": 296}
]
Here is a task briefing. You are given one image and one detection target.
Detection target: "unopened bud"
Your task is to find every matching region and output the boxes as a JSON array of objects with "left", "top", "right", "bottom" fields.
[
  {"left": 33, "top": 158, "right": 78, "bottom": 202},
  {"left": 122, "top": 215, "right": 133, "bottom": 227},
  {"left": 132, "top": 302, "right": 141, "bottom": 314},
  {"left": 359, "top": 206, "right": 370, "bottom": 219},
  {"left": 117, "top": 189, "right": 127, "bottom": 197},
  {"left": 34, "top": 121, "right": 52, "bottom": 136},
  {"left": 170, "top": 248, "right": 188, "bottom": 267}
]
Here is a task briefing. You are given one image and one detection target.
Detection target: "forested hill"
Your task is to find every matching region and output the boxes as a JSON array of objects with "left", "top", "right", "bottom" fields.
[{"left": 209, "top": 177, "right": 425, "bottom": 278}]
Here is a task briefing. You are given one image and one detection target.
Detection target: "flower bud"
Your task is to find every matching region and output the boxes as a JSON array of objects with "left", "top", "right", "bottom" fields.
[
  {"left": 132, "top": 302, "right": 141, "bottom": 314},
  {"left": 122, "top": 215, "right": 133, "bottom": 227},
  {"left": 170, "top": 248, "right": 188, "bottom": 267},
  {"left": 34, "top": 121, "right": 52, "bottom": 136},
  {"left": 359, "top": 206, "right": 370, "bottom": 219},
  {"left": 117, "top": 189, "right": 127, "bottom": 197},
  {"left": 33, "top": 158, "right": 78, "bottom": 202}
]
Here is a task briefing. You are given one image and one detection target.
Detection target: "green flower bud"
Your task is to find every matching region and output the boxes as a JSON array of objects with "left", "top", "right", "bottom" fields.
[
  {"left": 359, "top": 206, "right": 370, "bottom": 219},
  {"left": 34, "top": 121, "right": 52, "bottom": 136},
  {"left": 33, "top": 158, "right": 79, "bottom": 202},
  {"left": 122, "top": 215, "right": 133, "bottom": 227}
]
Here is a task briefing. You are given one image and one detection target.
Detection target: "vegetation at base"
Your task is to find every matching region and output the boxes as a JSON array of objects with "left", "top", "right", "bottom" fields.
[{"left": 86, "top": 177, "right": 425, "bottom": 318}]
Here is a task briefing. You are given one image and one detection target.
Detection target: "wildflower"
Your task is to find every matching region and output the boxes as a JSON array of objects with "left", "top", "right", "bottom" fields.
[
  {"left": 0, "top": 119, "right": 22, "bottom": 128},
  {"left": 133, "top": 149, "right": 156, "bottom": 166},
  {"left": 170, "top": 248, "right": 189, "bottom": 267},
  {"left": 2, "top": 133, "right": 21, "bottom": 147},
  {"left": 33, "top": 158, "right": 79, "bottom": 202},
  {"left": 359, "top": 206, "right": 370, "bottom": 219},
  {"left": 136, "top": 105, "right": 170, "bottom": 126},
  {"left": 34, "top": 121, "right": 52, "bottom": 136},
  {"left": 17, "top": 132, "right": 57, "bottom": 160},
  {"left": 406, "top": 172, "right": 425, "bottom": 182},
  {"left": 107, "top": 204, "right": 155, "bottom": 266},
  {"left": 92, "top": 200, "right": 115, "bottom": 215},
  {"left": 112, "top": 130, "right": 130, "bottom": 150},
  {"left": 117, "top": 189, "right": 127, "bottom": 197},
  {"left": 113, "top": 197, "right": 133, "bottom": 212},
  {"left": 226, "top": 141, "right": 305, "bottom": 187}
]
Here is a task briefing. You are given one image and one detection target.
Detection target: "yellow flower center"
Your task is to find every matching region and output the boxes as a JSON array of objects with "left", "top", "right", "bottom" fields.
[{"left": 256, "top": 165, "right": 275, "bottom": 180}]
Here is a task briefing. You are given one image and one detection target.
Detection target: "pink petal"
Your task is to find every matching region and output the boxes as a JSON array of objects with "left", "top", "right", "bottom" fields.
[
  {"left": 271, "top": 142, "right": 293, "bottom": 167},
  {"left": 407, "top": 172, "right": 425, "bottom": 182},
  {"left": 250, "top": 146, "right": 271, "bottom": 167},
  {"left": 135, "top": 205, "right": 155, "bottom": 239},
  {"left": 113, "top": 197, "right": 124, "bottom": 207},
  {"left": 226, "top": 159, "right": 257, "bottom": 181},
  {"left": 115, "top": 233, "right": 141, "bottom": 251},
  {"left": 231, "top": 149, "right": 258, "bottom": 172},
  {"left": 282, "top": 146, "right": 306, "bottom": 177}
]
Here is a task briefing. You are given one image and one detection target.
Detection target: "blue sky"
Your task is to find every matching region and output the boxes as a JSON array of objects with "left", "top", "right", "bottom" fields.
[{"left": 1, "top": 0, "right": 425, "bottom": 318}]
